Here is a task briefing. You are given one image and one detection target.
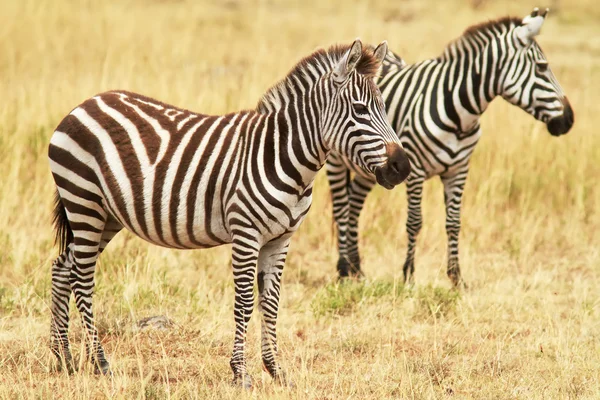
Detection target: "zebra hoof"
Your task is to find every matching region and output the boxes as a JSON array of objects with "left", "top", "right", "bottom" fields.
[
  {"left": 273, "top": 370, "right": 295, "bottom": 388},
  {"left": 232, "top": 373, "right": 253, "bottom": 390},
  {"left": 348, "top": 256, "right": 362, "bottom": 277},
  {"left": 404, "top": 276, "right": 415, "bottom": 288},
  {"left": 457, "top": 280, "right": 469, "bottom": 290},
  {"left": 93, "top": 359, "right": 111, "bottom": 376},
  {"left": 53, "top": 358, "right": 75, "bottom": 374},
  {"left": 337, "top": 257, "right": 362, "bottom": 279},
  {"left": 448, "top": 271, "right": 468, "bottom": 290},
  {"left": 336, "top": 257, "right": 351, "bottom": 278},
  {"left": 337, "top": 257, "right": 350, "bottom": 279},
  {"left": 403, "top": 260, "right": 415, "bottom": 286}
]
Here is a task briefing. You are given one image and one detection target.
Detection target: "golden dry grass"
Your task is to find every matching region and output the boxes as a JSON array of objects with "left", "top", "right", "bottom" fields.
[{"left": 1, "top": 0, "right": 599, "bottom": 398}]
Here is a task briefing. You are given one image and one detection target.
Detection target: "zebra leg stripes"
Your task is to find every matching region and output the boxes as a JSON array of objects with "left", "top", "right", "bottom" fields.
[
  {"left": 402, "top": 174, "right": 425, "bottom": 285},
  {"left": 50, "top": 245, "right": 74, "bottom": 373},
  {"left": 441, "top": 170, "right": 468, "bottom": 288},
  {"left": 257, "top": 236, "right": 290, "bottom": 383}
]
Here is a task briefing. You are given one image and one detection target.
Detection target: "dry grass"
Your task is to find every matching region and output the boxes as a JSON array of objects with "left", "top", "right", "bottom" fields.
[{"left": 1, "top": 0, "right": 599, "bottom": 398}]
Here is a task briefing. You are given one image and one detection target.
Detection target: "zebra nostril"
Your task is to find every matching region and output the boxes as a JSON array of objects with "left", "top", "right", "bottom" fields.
[{"left": 386, "top": 146, "right": 411, "bottom": 183}]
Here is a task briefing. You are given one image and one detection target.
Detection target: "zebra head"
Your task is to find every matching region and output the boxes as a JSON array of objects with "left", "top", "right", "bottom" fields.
[
  {"left": 502, "top": 8, "right": 574, "bottom": 136},
  {"left": 325, "top": 40, "right": 410, "bottom": 189}
]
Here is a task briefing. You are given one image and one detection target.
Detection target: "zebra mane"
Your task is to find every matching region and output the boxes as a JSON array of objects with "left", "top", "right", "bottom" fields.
[
  {"left": 257, "top": 44, "right": 380, "bottom": 112},
  {"left": 438, "top": 17, "right": 523, "bottom": 59},
  {"left": 463, "top": 16, "right": 523, "bottom": 38},
  {"left": 441, "top": 16, "right": 525, "bottom": 58}
]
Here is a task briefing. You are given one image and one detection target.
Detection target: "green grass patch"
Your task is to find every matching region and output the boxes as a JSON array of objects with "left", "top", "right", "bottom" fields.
[
  {"left": 414, "top": 285, "right": 460, "bottom": 320},
  {"left": 311, "top": 281, "right": 461, "bottom": 319},
  {"left": 311, "top": 280, "right": 406, "bottom": 317},
  {"left": 0, "top": 286, "right": 15, "bottom": 314}
]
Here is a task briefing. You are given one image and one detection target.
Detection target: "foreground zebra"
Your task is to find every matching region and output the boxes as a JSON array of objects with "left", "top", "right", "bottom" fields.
[
  {"left": 328, "top": 9, "right": 574, "bottom": 285},
  {"left": 48, "top": 40, "right": 410, "bottom": 386}
]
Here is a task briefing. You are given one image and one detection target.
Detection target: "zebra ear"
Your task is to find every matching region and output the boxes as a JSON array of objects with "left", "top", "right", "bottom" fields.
[
  {"left": 515, "top": 7, "right": 549, "bottom": 42},
  {"left": 333, "top": 39, "right": 363, "bottom": 83},
  {"left": 373, "top": 41, "right": 388, "bottom": 65}
]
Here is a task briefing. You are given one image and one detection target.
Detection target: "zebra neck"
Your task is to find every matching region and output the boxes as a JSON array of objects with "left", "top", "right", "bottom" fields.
[
  {"left": 258, "top": 105, "right": 329, "bottom": 195},
  {"left": 438, "top": 37, "right": 508, "bottom": 133}
]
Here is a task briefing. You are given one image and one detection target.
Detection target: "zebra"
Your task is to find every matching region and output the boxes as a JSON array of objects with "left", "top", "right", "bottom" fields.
[
  {"left": 327, "top": 9, "right": 574, "bottom": 286},
  {"left": 48, "top": 39, "right": 410, "bottom": 387}
]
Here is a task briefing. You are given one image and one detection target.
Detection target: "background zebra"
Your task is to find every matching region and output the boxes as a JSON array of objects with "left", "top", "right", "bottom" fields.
[
  {"left": 48, "top": 39, "right": 410, "bottom": 386},
  {"left": 327, "top": 9, "right": 574, "bottom": 286}
]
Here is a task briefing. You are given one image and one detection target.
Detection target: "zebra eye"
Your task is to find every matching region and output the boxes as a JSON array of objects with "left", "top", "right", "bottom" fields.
[
  {"left": 536, "top": 62, "right": 548, "bottom": 73},
  {"left": 353, "top": 103, "right": 369, "bottom": 115}
]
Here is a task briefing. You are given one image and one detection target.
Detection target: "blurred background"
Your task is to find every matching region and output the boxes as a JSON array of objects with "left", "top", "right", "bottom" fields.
[{"left": 0, "top": 0, "right": 598, "bottom": 398}]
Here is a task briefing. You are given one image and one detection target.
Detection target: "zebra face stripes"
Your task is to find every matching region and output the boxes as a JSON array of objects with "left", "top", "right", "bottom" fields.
[
  {"left": 324, "top": 42, "right": 410, "bottom": 187},
  {"left": 326, "top": 10, "right": 573, "bottom": 284},
  {"left": 258, "top": 40, "right": 410, "bottom": 188},
  {"left": 48, "top": 40, "right": 407, "bottom": 386},
  {"left": 501, "top": 9, "right": 574, "bottom": 136}
]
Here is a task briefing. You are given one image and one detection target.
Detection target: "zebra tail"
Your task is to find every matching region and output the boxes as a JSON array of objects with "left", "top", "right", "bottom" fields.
[{"left": 52, "top": 189, "right": 73, "bottom": 254}]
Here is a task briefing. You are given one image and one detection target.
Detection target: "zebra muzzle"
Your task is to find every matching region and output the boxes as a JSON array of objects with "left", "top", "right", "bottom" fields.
[
  {"left": 375, "top": 144, "right": 411, "bottom": 189},
  {"left": 547, "top": 99, "right": 574, "bottom": 136}
]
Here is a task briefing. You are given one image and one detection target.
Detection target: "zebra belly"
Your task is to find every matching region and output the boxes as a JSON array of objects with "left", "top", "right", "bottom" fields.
[
  {"left": 99, "top": 159, "right": 232, "bottom": 250},
  {"left": 227, "top": 189, "right": 313, "bottom": 246},
  {"left": 400, "top": 125, "right": 481, "bottom": 179}
]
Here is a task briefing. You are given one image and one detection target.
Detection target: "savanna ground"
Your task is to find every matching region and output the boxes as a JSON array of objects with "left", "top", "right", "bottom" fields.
[{"left": 1, "top": 0, "right": 599, "bottom": 398}]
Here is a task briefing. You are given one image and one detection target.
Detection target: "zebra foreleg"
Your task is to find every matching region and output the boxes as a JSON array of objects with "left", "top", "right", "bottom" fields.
[
  {"left": 50, "top": 245, "right": 75, "bottom": 373},
  {"left": 325, "top": 155, "right": 352, "bottom": 278},
  {"left": 257, "top": 237, "right": 291, "bottom": 386},
  {"left": 346, "top": 175, "right": 376, "bottom": 277},
  {"left": 403, "top": 176, "right": 425, "bottom": 284},
  {"left": 229, "top": 235, "right": 260, "bottom": 389},
  {"left": 442, "top": 172, "right": 468, "bottom": 288}
]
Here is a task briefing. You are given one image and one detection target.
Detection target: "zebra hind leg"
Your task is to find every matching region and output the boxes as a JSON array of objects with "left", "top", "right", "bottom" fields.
[
  {"left": 70, "top": 216, "right": 122, "bottom": 375},
  {"left": 70, "top": 235, "right": 110, "bottom": 375},
  {"left": 50, "top": 245, "right": 75, "bottom": 373},
  {"left": 50, "top": 191, "right": 117, "bottom": 375}
]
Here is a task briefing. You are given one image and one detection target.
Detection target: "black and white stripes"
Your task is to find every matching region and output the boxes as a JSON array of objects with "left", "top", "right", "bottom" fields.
[
  {"left": 328, "top": 9, "right": 573, "bottom": 285},
  {"left": 48, "top": 39, "right": 409, "bottom": 385}
]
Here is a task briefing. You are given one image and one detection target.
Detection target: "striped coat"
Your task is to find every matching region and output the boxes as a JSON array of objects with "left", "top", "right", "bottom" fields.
[
  {"left": 327, "top": 10, "right": 573, "bottom": 286},
  {"left": 48, "top": 39, "right": 410, "bottom": 386}
]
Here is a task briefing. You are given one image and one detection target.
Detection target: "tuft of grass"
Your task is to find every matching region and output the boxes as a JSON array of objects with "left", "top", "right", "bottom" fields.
[
  {"left": 414, "top": 285, "right": 461, "bottom": 320},
  {"left": 311, "top": 280, "right": 460, "bottom": 320},
  {"left": 0, "top": 286, "right": 15, "bottom": 314},
  {"left": 144, "top": 383, "right": 167, "bottom": 400},
  {"left": 311, "top": 280, "right": 405, "bottom": 317}
]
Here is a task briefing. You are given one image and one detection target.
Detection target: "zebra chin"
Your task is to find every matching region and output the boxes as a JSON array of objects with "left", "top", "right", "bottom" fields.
[
  {"left": 547, "top": 99, "right": 574, "bottom": 136},
  {"left": 374, "top": 144, "right": 411, "bottom": 189}
]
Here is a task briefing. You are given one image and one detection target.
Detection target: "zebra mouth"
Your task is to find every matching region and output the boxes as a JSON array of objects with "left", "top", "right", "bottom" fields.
[
  {"left": 375, "top": 168, "right": 397, "bottom": 190},
  {"left": 374, "top": 144, "right": 411, "bottom": 189},
  {"left": 547, "top": 98, "right": 574, "bottom": 136}
]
